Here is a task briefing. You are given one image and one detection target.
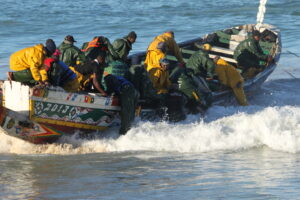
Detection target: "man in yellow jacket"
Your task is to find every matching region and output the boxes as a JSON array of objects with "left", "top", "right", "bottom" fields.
[
  {"left": 213, "top": 56, "right": 248, "bottom": 106},
  {"left": 145, "top": 42, "right": 173, "bottom": 94},
  {"left": 9, "top": 39, "right": 56, "bottom": 86},
  {"left": 145, "top": 31, "right": 185, "bottom": 67}
]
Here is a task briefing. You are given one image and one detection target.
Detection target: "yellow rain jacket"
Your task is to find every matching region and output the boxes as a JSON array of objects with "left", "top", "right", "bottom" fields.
[
  {"left": 215, "top": 58, "right": 248, "bottom": 106},
  {"left": 69, "top": 66, "right": 91, "bottom": 90},
  {"left": 146, "top": 32, "right": 184, "bottom": 63},
  {"left": 145, "top": 49, "right": 165, "bottom": 72},
  {"left": 145, "top": 49, "right": 171, "bottom": 94},
  {"left": 10, "top": 44, "right": 48, "bottom": 82}
]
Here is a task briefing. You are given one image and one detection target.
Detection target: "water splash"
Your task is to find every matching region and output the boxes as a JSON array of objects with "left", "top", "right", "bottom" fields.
[{"left": 1, "top": 105, "right": 300, "bottom": 155}]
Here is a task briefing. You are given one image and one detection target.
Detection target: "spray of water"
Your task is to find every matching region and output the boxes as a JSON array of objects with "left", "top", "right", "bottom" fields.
[{"left": 1, "top": 105, "right": 300, "bottom": 155}]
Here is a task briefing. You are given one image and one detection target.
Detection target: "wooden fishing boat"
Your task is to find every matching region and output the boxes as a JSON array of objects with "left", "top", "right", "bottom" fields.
[{"left": 0, "top": 24, "right": 281, "bottom": 144}]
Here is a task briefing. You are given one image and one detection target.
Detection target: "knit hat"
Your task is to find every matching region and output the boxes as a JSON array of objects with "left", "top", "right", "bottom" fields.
[
  {"left": 64, "top": 35, "right": 76, "bottom": 43},
  {"left": 127, "top": 31, "right": 137, "bottom": 39},
  {"left": 45, "top": 39, "right": 56, "bottom": 54}
]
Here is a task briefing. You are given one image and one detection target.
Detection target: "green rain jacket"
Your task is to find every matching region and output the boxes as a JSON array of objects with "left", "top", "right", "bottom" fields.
[
  {"left": 186, "top": 50, "right": 216, "bottom": 78},
  {"left": 58, "top": 42, "right": 86, "bottom": 66},
  {"left": 233, "top": 38, "right": 268, "bottom": 61},
  {"left": 112, "top": 37, "right": 132, "bottom": 62}
]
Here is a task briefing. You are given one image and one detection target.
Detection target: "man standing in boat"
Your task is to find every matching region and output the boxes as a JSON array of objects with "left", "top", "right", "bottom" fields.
[
  {"left": 102, "top": 32, "right": 137, "bottom": 80},
  {"left": 58, "top": 35, "right": 86, "bottom": 67},
  {"left": 145, "top": 31, "right": 185, "bottom": 68},
  {"left": 234, "top": 30, "right": 273, "bottom": 78},
  {"left": 104, "top": 74, "right": 139, "bottom": 135},
  {"left": 8, "top": 39, "right": 56, "bottom": 86},
  {"left": 110, "top": 31, "right": 137, "bottom": 63}
]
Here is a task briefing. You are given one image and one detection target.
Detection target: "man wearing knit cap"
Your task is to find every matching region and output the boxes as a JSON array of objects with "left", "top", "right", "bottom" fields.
[
  {"left": 234, "top": 30, "right": 273, "bottom": 78},
  {"left": 111, "top": 31, "right": 137, "bottom": 62},
  {"left": 8, "top": 39, "right": 56, "bottom": 86},
  {"left": 58, "top": 35, "right": 86, "bottom": 66}
]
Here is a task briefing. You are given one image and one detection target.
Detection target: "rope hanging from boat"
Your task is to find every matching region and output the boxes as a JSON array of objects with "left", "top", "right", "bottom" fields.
[{"left": 256, "top": 0, "right": 268, "bottom": 29}]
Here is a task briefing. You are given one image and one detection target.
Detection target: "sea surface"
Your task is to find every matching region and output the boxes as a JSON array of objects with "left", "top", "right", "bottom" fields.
[{"left": 1, "top": 0, "right": 300, "bottom": 199}]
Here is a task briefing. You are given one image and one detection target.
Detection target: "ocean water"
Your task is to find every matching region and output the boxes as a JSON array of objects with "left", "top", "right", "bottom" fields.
[{"left": 1, "top": 0, "right": 300, "bottom": 199}]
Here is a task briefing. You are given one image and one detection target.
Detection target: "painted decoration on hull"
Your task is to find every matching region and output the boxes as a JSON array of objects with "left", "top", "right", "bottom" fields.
[
  {"left": 30, "top": 87, "right": 121, "bottom": 130},
  {"left": 31, "top": 101, "right": 119, "bottom": 127},
  {"left": 1, "top": 115, "right": 61, "bottom": 138}
]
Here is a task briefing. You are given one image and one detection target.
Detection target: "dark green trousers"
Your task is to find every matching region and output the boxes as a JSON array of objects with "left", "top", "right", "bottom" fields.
[
  {"left": 12, "top": 69, "right": 37, "bottom": 85},
  {"left": 129, "top": 64, "right": 162, "bottom": 101},
  {"left": 237, "top": 53, "right": 260, "bottom": 72},
  {"left": 119, "top": 84, "right": 139, "bottom": 135}
]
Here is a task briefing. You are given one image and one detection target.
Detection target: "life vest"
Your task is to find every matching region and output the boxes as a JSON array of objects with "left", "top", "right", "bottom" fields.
[
  {"left": 44, "top": 58, "right": 55, "bottom": 71},
  {"left": 44, "top": 58, "right": 77, "bottom": 86},
  {"left": 81, "top": 37, "right": 108, "bottom": 52}
]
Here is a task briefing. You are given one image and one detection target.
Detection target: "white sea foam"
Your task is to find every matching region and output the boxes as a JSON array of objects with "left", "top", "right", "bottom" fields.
[{"left": 1, "top": 105, "right": 300, "bottom": 155}]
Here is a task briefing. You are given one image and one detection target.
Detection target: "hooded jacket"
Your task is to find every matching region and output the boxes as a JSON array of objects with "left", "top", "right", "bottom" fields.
[
  {"left": 10, "top": 44, "right": 48, "bottom": 81},
  {"left": 58, "top": 42, "right": 86, "bottom": 66},
  {"left": 233, "top": 38, "right": 268, "bottom": 61},
  {"left": 186, "top": 49, "right": 216, "bottom": 78},
  {"left": 144, "top": 49, "right": 165, "bottom": 72},
  {"left": 147, "top": 32, "right": 184, "bottom": 63},
  {"left": 112, "top": 37, "right": 132, "bottom": 62}
]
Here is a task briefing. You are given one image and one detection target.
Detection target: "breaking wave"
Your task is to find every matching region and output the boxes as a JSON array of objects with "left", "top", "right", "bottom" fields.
[{"left": 1, "top": 105, "right": 300, "bottom": 155}]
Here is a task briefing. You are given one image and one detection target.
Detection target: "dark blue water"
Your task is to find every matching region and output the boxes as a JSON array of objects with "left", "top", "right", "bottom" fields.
[{"left": 1, "top": 0, "right": 300, "bottom": 199}]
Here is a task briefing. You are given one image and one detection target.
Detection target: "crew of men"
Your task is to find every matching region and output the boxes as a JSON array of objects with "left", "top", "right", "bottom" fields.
[{"left": 8, "top": 30, "right": 272, "bottom": 134}]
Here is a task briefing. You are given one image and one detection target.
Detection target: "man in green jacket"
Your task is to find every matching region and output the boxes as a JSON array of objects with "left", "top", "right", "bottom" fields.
[
  {"left": 234, "top": 30, "right": 272, "bottom": 73},
  {"left": 186, "top": 44, "right": 216, "bottom": 79},
  {"left": 178, "top": 69, "right": 212, "bottom": 113},
  {"left": 111, "top": 31, "right": 137, "bottom": 62},
  {"left": 58, "top": 35, "right": 86, "bottom": 66}
]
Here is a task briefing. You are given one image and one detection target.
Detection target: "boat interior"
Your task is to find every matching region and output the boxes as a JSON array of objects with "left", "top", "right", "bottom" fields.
[{"left": 132, "top": 24, "right": 280, "bottom": 92}]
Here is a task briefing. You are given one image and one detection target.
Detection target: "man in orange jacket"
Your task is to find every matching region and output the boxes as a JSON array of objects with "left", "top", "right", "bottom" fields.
[{"left": 9, "top": 39, "right": 56, "bottom": 86}]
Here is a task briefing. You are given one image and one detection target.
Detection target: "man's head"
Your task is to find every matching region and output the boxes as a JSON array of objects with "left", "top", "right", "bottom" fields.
[
  {"left": 127, "top": 31, "right": 137, "bottom": 44},
  {"left": 96, "top": 51, "right": 107, "bottom": 67},
  {"left": 64, "top": 35, "right": 76, "bottom": 44},
  {"left": 165, "top": 31, "right": 174, "bottom": 38},
  {"left": 45, "top": 39, "right": 56, "bottom": 56},
  {"left": 252, "top": 30, "right": 261, "bottom": 41},
  {"left": 159, "top": 58, "right": 170, "bottom": 71}
]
